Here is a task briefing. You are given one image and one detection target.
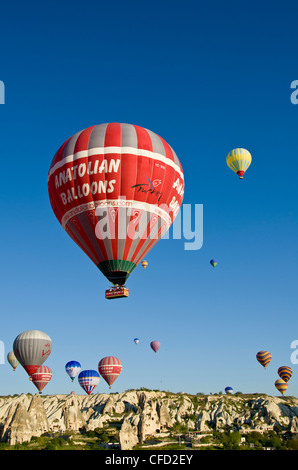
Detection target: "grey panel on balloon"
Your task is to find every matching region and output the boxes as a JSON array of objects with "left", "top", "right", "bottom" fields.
[
  {"left": 120, "top": 123, "right": 138, "bottom": 148},
  {"left": 89, "top": 124, "right": 109, "bottom": 149}
]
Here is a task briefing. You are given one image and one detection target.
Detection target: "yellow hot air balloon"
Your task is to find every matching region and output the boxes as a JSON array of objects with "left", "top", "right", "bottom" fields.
[
  {"left": 275, "top": 378, "right": 288, "bottom": 395},
  {"left": 141, "top": 260, "right": 148, "bottom": 269},
  {"left": 226, "top": 148, "right": 252, "bottom": 179}
]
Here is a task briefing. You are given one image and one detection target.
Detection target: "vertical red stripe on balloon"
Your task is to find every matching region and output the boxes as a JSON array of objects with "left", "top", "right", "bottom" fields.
[
  {"left": 133, "top": 125, "right": 153, "bottom": 151},
  {"left": 104, "top": 123, "right": 121, "bottom": 147},
  {"left": 73, "top": 126, "right": 96, "bottom": 154}
]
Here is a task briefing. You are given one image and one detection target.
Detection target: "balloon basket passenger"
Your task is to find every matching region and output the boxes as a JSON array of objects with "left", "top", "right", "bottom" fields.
[{"left": 105, "top": 285, "right": 129, "bottom": 299}]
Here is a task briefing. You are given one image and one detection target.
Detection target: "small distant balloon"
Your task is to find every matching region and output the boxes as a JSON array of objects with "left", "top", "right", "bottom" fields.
[
  {"left": 278, "top": 366, "right": 293, "bottom": 383},
  {"left": 65, "top": 361, "right": 81, "bottom": 382},
  {"left": 7, "top": 351, "right": 19, "bottom": 371},
  {"left": 150, "top": 341, "right": 161, "bottom": 353},
  {"left": 275, "top": 378, "right": 288, "bottom": 395},
  {"left": 210, "top": 259, "right": 217, "bottom": 268},
  {"left": 226, "top": 148, "right": 252, "bottom": 179},
  {"left": 134, "top": 338, "right": 140, "bottom": 345},
  {"left": 31, "top": 366, "right": 52, "bottom": 394},
  {"left": 256, "top": 351, "right": 272, "bottom": 369},
  {"left": 225, "top": 386, "right": 233, "bottom": 394},
  {"left": 141, "top": 260, "right": 148, "bottom": 269},
  {"left": 78, "top": 370, "right": 100, "bottom": 395}
]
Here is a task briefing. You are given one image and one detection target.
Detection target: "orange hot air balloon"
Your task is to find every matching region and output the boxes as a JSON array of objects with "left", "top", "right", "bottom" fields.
[
  {"left": 256, "top": 351, "right": 272, "bottom": 369},
  {"left": 277, "top": 366, "right": 293, "bottom": 383},
  {"left": 275, "top": 379, "right": 288, "bottom": 395}
]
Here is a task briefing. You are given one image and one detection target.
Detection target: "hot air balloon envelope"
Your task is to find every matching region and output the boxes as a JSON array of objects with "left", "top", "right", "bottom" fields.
[
  {"left": 226, "top": 148, "right": 252, "bottom": 179},
  {"left": 7, "top": 351, "right": 19, "bottom": 371},
  {"left": 210, "top": 259, "right": 217, "bottom": 267},
  {"left": 278, "top": 366, "right": 293, "bottom": 383},
  {"left": 225, "top": 387, "right": 233, "bottom": 394},
  {"left": 78, "top": 370, "right": 100, "bottom": 395},
  {"left": 256, "top": 351, "right": 272, "bottom": 369},
  {"left": 13, "top": 330, "right": 52, "bottom": 377},
  {"left": 134, "top": 338, "right": 140, "bottom": 344},
  {"left": 150, "top": 341, "right": 161, "bottom": 353},
  {"left": 98, "top": 356, "right": 122, "bottom": 388},
  {"left": 275, "top": 378, "right": 288, "bottom": 395},
  {"left": 31, "top": 366, "right": 52, "bottom": 393},
  {"left": 141, "top": 260, "right": 148, "bottom": 269},
  {"left": 48, "top": 123, "right": 184, "bottom": 293},
  {"left": 65, "top": 360, "right": 81, "bottom": 381}
]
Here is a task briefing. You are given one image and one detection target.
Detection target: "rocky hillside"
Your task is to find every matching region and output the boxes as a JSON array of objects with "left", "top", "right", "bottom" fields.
[{"left": 1, "top": 390, "right": 298, "bottom": 449}]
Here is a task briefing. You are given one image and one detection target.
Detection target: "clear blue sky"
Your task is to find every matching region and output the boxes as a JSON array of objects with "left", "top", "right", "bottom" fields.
[{"left": 1, "top": 0, "right": 298, "bottom": 397}]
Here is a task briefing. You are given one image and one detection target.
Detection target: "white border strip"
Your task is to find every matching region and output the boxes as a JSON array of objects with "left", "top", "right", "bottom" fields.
[
  {"left": 48, "top": 146, "right": 184, "bottom": 181},
  {"left": 61, "top": 199, "right": 172, "bottom": 229}
]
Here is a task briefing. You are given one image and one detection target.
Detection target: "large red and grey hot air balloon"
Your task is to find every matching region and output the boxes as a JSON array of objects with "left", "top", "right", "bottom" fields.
[
  {"left": 98, "top": 356, "right": 122, "bottom": 389},
  {"left": 48, "top": 123, "right": 184, "bottom": 298},
  {"left": 31, "top": 366, "right": 52, "bottom": 394},
  {"left": 13, "top": 330, "right": 52, "bottom": 378}
]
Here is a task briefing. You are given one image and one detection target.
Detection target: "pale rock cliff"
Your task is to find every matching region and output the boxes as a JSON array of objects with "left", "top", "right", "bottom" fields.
[{"left": 1, "top": 391, "right": 298, "bottom": 449}]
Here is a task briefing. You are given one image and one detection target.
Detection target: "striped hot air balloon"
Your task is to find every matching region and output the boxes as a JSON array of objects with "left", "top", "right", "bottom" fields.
[
  {"left": 65, "top": 360, "right": 81, "bottom": 382},
  {"left": 48, "top": 123, "right": 184, "bottom": 293},
  {"left": 141, "top": 260, "right": 148, "bottom": 269},
  {"left": 278, "top": 366, "right": 293, "bottom": 383},
  {"left": 13, "top": 330, "right": 52, "bottom": 378},
  {"left": 256, "top": 351, "right": 272, "bottom": 369},
  {"left": 78, "top": 370, "right": 100, "bottom": 395},
  {"left": 226, "top": 148, "right": 252, "bottom": 179},
  {"left": 98, "top": 356, "right": 122, "bottom": 389},
  {"left": 31, "top": 366, "right": 52, "bottom": 394},
  {"left": 275, "top": 378, "right": 288, "bottom": 395}
]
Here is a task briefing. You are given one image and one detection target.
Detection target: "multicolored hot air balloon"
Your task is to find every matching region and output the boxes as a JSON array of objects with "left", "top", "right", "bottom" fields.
[
  {"left": 141, "top": 260, "right": 148, "bottom": 269},
  {"left": 225, "top": 386, "right": 233, "bottom": 394},
  {"left": 98, "top": 356, "right": 122, "bottom": 389},
  {"left": 150, "top": 341, "right": 161, "bottom": 353},
  {"left": 134, "top": 338, "right": 140, "bottom": 345},
  {"left": 210, "top": 259, "right": 217, "bottom": 267},
  {"left": 13, "top": 330, "right": 52, "bottom": 378},
  {"left": 7, "top": 351, "right": 19, "bottom": 371},
  {"left": 256, "top": 351, "right": 272, "bottom": 369},
  {"left": 65, "top": 360, "right": 81, "bottom": 382},
  {"left": 31, "top": 366, "right": 52, "bottom": 394},
  {"left": 275, "top": 378, "right": 288, "bottom": 395},
  {"left": 278, "top": 366, "right": 293, "bottom": 383},
  {"left": 78, "top": 370, "right": 100, "bottom": 395},
  {"left": 48, "top": 123, "right": 184, "bottom": 295},
  {"left": 226, "top": 148, "right": 252, "bottom": 179}
]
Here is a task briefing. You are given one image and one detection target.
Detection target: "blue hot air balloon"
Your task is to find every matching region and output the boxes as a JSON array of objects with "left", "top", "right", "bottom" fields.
[
  {"left": 65, "top": 361, "right": 81, "bottom": 382},
  {"left": 225, "top": 386, "right": 233, "bottom": 394},
  {"left": 78, "top": 370, "right": 100, "bottom": 395},
  {"left": 210, "top": 259, "right": 217, "bottom": 267},
  {"left": 134, "top": 338, "right": 140, "bottom": 345}
]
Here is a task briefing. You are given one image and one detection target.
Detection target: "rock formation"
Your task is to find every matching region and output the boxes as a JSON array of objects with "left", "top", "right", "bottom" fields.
[{"left": 1, "top": 391, "right": 298, "bottom": 449}]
